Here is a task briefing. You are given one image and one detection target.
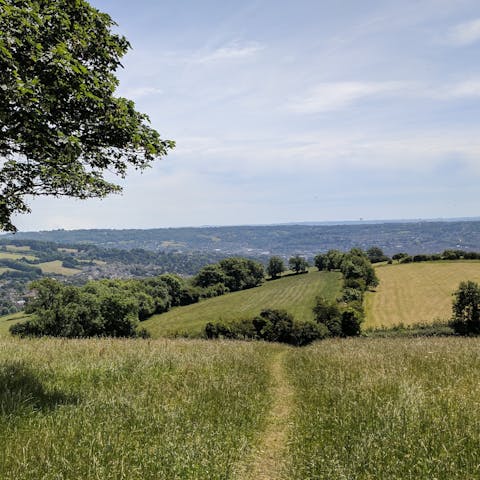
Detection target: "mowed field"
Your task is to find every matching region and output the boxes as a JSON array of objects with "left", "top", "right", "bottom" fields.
[
  {"left": 2, "top": 336, "right": 480, "bottom": 479},
  {"left": 365, "top": 261, "right": 480, "bottom": 328},
  {"left": 36, "top": 260, "right": 80, "bottom": 276},
  {"left": 142, "top": 269, "right": 342, "bottom": 338}
]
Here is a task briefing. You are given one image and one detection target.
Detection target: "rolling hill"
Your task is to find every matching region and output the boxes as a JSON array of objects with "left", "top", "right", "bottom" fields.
[
  {"left": 142, "top": 269, "right": 342, "bottom": 338},
  {"left": 365, "top": 260, "right": 480, "bottom": 328}
]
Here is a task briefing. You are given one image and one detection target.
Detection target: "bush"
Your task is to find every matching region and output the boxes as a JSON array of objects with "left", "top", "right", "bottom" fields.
[
  {"left": 341, "top": 307, "right": 363, "bottom": 336},
  {"left": 341, "top": 287, "right": 364, "bottom": 303},
  {"left": 450, "top": 281, "right": 480, "bottom": 335},
  {"left": 204, "top": 309, "right": 327, "bottom": 346},
  {"left": 313, "top": 297, "right": 343, "bottom": 336}
]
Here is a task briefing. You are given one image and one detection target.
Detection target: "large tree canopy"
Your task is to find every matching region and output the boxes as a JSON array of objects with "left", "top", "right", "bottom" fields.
[{"left": 0, "top": 0, "right": 174, "bottom": 231}]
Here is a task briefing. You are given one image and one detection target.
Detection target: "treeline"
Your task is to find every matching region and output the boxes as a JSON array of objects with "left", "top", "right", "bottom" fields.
[
  {"left": 11, "top": 257, "right": 266, "bottom": 338},
  {"left": 0, "top": 238, "right": 229, "bottom": 275},
  {"left": 11, "top": 274, "right": 203, "bottom": 338},
  {"left": 392, "top": 249, "right": 480, "bottom": 264},
  {"left": 205, "top": 248, "right": 378, "bottom": 345}
]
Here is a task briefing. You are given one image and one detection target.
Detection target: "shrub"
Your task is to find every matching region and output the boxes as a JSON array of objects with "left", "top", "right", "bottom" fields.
[
  {"left": 450, "top": 281, "right": 480, "bottom": 335},
  {"left": 313, "top": 297, "right": 343, "bottom": 336},
  {"left": 341, "top": 307, "right": 363, "bottom": 336}
]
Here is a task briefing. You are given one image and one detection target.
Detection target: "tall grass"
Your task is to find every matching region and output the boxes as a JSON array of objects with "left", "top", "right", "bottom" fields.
[
  {"left": 0, "top": 338, "right": 275, "bottom": 480},
  {"left": 285, "top": 338, "right": 480, "bottom": 479}
]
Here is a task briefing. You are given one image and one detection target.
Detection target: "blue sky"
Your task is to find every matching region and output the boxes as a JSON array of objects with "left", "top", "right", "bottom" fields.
[{"left": 14, "top": 0, "right": 480, "bottom": 230}]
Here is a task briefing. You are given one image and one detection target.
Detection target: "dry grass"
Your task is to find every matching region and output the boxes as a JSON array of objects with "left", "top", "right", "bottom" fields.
[
  {"left": 5, "top": 245, "right": 32, "bottom": 252},
  {"left": 241, "top": 349, "right": 293, "bottom": 480},
  {"left": 37, "top": 260, "right": 80, "bottom": 276},
  {"left": 0, "top": 251, "right": 37, "bottom": 261},
  {"left": 142, "top": 270, "right": 341, "bottom": 338},
  {"left": 365, "top": 261, "right": 480, "bottom": 328}
]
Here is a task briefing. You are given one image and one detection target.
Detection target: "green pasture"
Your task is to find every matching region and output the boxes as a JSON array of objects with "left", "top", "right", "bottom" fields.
[{"left": 142, "top": 270, "right": 342, "bottom": 337}]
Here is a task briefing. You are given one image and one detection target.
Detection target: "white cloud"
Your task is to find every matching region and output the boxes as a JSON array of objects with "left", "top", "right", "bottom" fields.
[
  {"left": 193, "top": 41, "right": 264, "bottom": 64},
  {"left": 171, "top": 129, "right": 480, "bottom": 177},
  {"left": 287, "top": 81, "right": 407, "bottom": 113},
  {"left": 448, "top": 80, "right": 480, "bottom": 97},
  {"left": 447, "top": 18, "right": 480, "bottom": 46}
]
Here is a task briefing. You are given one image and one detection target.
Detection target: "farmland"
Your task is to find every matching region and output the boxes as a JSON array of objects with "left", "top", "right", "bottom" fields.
[
  {"left": 365, "top": 261, "right": 480, "bottom": 328},
  {"left": 142, "top": 269, "right": 342, "bottom": 338},
  {"left": 2, "top": 336, "right": 480, "bottom": 479}
]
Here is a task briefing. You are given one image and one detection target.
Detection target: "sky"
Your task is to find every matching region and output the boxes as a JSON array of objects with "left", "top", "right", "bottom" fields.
[{"left": 13, "top": 0, "right": 480, "bottom": 230}]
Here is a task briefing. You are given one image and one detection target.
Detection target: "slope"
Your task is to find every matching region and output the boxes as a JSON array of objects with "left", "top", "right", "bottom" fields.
[
  {"left": 365, "top": 260, "right": 480, "bottom": 328},
  {"left": 143, "top": 270, "right": 342, "bottom": 338}
]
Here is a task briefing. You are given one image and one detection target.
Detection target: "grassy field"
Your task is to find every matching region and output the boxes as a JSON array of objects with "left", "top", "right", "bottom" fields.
[
  {"left": 0, "top": 251, "right": 37, "bottom": 261},
  {"left": 285, "top": 338, "right": 480, "bottom": 479},
  {"left": 0, "top": 312, "right": 30, "bottom": 338},
  {"left": 37, "top": 260, "right": 81, "bottom": 276},
  {"left": 142, "top": 270, "right": 342, "bottom": 338},
  {"left": 5, "top": 245, "right": 32, "bottom": 252},
  {"left": 365, "top": 261, "right": 480, "bottom": 328},
  {"left": 2, "top": 336, "right": 480, "bottom": 479},
  {"left": 0, "top": 338, "right": 276, "bottom": 480}
]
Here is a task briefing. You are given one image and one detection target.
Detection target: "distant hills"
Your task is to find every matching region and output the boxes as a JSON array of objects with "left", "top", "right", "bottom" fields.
[{"left": 6, "top": 219, "right": 480, "bottom": 257}]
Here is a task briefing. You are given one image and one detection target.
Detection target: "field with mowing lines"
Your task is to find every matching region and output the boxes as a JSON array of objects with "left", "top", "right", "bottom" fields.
[
  {"left": 285, "top": 338, "right": 480, "bottom": 480},
  {"left": 36, "top": 260, "right": 81, "bottom": 276},
  {"left": 142, "top": 270, "right": 342, "bottom": 338},
  {"left": 365, "top": 261, "right": 480, "bottom": 328},
  {"left": 0, "top": 338, "right": 276, "bottom": 480}
]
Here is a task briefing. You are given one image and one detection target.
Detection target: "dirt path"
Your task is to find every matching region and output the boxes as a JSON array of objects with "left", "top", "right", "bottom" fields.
[{"left": 239, "top": 348, "right": 294, "bottom": 480}]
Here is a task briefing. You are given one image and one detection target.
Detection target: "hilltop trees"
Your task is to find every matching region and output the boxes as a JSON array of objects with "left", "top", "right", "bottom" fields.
[
  {"left": 267, "top": 256, "right": 285, "bottom": 279},
  {"left": 289, "top": 255, "right": 309, "bottom": 274},
  {"left": 366, "top": 247, "right": 390, "bottom": 264},
  {"left": 0, "top": 0, "right": 173, "bottom": 231},
  {"left": 194, "top": 258, "right": 264, "bottom": 292}
]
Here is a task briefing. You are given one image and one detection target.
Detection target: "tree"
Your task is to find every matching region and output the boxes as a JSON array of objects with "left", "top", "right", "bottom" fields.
[
  {"left": 314, "top": 253, "right": 328, "bottom": 271},
  {"left": 450, "top": 281, "right": 480, "bottom": 334},
  {"left": 0, "top": 0, "right": 174, "bottom": 231},
  {"left": 313, "top": 297, "right": 342, "bottom": 336},
  {"left": 217, "top": 257, "right": 264, "bottom": 291},
  {"left": 366, "top": 247, "right": 389, "bottom": 264},
  {"left": 193, "top": 264, "right": 227, "bottom": 288},
  {"left": 288, "top": 255, "right": 309, "bottom": 274},
  {"left": 267, "top": 256, "right": 285, "bottom": 279}
]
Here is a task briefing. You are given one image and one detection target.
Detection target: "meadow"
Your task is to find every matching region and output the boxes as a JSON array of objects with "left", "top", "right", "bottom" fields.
[
  {"left": 365, "top": 261, "right": 480, "bottom": 328},
  {"left": 142, "top": 269, "right": 342, "bottom": 338},
  {"left": 285, "top": 338, "right": 480, "bottom": 479},
  {"left": 2, "top": 336, "right": 480, "bottom": 479},
  {"left": 0, "top": 338, "right": 276, "bottom": 480}
]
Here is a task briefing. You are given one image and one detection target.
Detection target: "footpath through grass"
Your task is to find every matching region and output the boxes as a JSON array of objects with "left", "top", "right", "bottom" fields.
[
  {"left": 365, "top": 261, "right": 480, "bottom": 328},
  {"left": 0, "top": 338, "right": 275, "bottom": 480},
  {"left": 285, "top": 338, "right": 480, "bottom": 480},
  {"left": 143, "top": 270, "right": 341, "bottom": 338}
]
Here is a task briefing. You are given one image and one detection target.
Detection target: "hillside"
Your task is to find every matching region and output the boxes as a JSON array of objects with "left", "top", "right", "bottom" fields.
[
  {"left": 8, "top": 219, "right": 480, "bottom": 256},
  {"left": 365, "top": 260, "right": 480, "bottom": 328},
  {"left": 142, "top": 269, "right": 342, "bottom": 338}
]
